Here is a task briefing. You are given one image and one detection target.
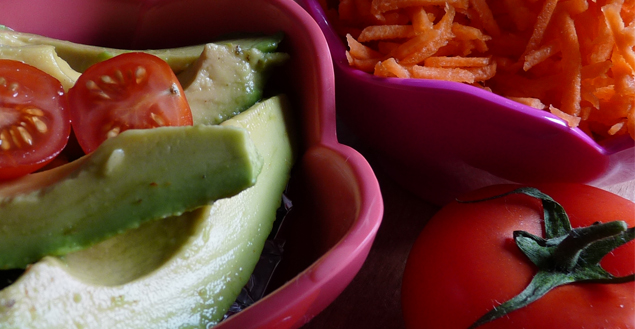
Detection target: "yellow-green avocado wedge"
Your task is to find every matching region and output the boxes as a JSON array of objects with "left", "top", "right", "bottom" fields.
[
  {"left": 0, "top": 124, "right": 262, "bottom": 270},
  {"left": 177, "top": 42, "right": 289, "bottom": 125},
  {"left": 0, "top": 44, "right": 80, "bottom": 91},
  {"left": 0, "top": 95, "right": 295, "bottom": 328},
  {"left": 0, "top": 28, "right": 285, "bottom": 74}
]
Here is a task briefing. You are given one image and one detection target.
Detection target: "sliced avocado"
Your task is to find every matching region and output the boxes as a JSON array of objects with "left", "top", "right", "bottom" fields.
[
  {"left": 0, "top": 29, "right": 202, "bottom": 73},
  {"left": 0, "top": 124, "right": 263, "bottom": 269},
  {"left": 177, "top": 43, "right": 289, "bottom": 125},
  {"left": 0, "top": 29, "right": 285, "bottom": 74},
  {"left": 213, "top": 31, "right": 285, "bottom": 53},
  {"left": 0, "top": 95, "right": 295, "bottom": 328},
  {"left": 0, "top": 44, "right": 80, "bottom": 91}
]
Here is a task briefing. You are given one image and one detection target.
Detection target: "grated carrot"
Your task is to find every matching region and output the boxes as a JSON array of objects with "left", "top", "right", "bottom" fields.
[
  {"left": 377, "top": 41, "right": 402, "bottom": 54},
  {"left": 603, "top": 3, "right": 635, "bottom": 70},
  {"left": 556, "top": 11, "right": 582, "bottom": 116},
  {"left": 381, "top": 57, "right": 412, "bottom": 77},
  {"left": 506, "top": 97, "right": 547, "bottom": 109},
  {"left": 522, "top": 0, "right": 559, "bottom": 57},
  {"left": 608, "top": 120, "right": 627, "bottom": 135},
  {"left": 468, "top": 0, "right": 501, "bottom": 36},
  {"left": 523, "top": 40, "right": 560, "bottom": 71},
  {"left": 411, "top": 7, "right": 434, "bottom": 33},
  {"left": 346, "top": 51, "right": 381, "bottom": 72},
  {"left": 409, "top": 65, "right": 476, "bottom": 82},
  {"left": 466, "top": 62, "right": 497, "bottom": 81},
  {"left": 550, "top": 105, "right": 582, "bottom": 128},
  {"left": 371, "top": 0, "right": 469, "bottom": 15},
  {"left": 347, "top": 34, "right": 383, "bottom": 59},
  {"left": 501, "top": 0, "right": 533, "bottom": 31},
  {"left": 424, "top": 56, "right": 490, "bottom": 67},
  {"left": 358, "top": 25, "right": 416, "bottom": 41},
  {"left": 390, "top": 29, "right": 445, "bottom": 63},
  {"left": 330, "top": 0, "right": 635, "bottom": 141}
]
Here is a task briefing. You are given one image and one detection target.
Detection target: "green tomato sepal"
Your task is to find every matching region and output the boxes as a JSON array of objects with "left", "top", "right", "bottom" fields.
[{"left": 461, "top": 187, "right": 635, "bottom": 329}]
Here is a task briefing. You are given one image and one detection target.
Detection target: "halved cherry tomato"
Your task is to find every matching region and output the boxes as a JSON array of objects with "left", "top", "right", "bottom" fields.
[
  {"left": 68, "top": 52, "right": 193, "bottom": 153},
  {"left": 0, "top": 59, "right": 71, "bottom": 180}
]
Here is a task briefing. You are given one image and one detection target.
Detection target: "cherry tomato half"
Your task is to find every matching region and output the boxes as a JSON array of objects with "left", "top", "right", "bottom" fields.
[
  {"left": 68, "top": 52, "right": 193, "bottom": 153},
  {"left": 401, "top": 183, "right": 634, "bottom": 329},
  {"left": 0, "top": 59, "right": 71, "bottom": 180}
]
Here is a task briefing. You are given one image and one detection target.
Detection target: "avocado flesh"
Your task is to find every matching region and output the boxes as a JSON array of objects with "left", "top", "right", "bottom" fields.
[
  {"left": 0, "top": 125, "right": 263, "bottom": 270},
  {"left": 0, "top": 95, "right": 295, "bottom": 328},
  {"left": 0, "top": 29, "right": 284, "bottom": 73},
  {"left": 0, "top": 29, "right": 203, "bottom": 74},
  {"left": 0, "top": 45, "right": 80, "bottom": 91},
  {"left": 177, "top": 43, "right": 289, "bottom": 125}
]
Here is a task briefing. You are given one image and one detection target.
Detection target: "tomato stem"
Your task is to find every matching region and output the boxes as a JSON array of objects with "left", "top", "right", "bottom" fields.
[
  {"left": 552, "top": 220, "right": 628, "bottom": 272},
  {"left": 461, "top": 187, "right": 635, "bottom": 329}
]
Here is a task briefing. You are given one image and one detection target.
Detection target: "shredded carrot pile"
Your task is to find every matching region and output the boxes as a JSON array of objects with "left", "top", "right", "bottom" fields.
[{"left": 322, "top": 0, "right": 635, "bottom": 141}]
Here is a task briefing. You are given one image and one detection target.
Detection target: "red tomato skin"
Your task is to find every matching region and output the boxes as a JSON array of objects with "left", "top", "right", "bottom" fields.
[
  {"left": 0, "top": 60, "right": 71, "bottom": 180},
  {"left": 68, "top": 52, "right": 193, "bottom": 153},
  {"left": 401, "top": 183, "right": 635, "bottom": 329}
]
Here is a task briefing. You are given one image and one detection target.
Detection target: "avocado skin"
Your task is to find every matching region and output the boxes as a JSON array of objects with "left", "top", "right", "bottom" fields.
[
  {"left": 213, "top": 32, "right": 285, "bottom": 53},
  {"left": 0, "top": 95, "right": 295, "bottom": 328},
  {"left": 0, "top": 125, "right": 262, "bottom": 270}
]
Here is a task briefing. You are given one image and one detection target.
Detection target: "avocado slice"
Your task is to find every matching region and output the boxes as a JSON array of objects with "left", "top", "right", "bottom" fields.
[
  {"left": 177, "top": 42, "right": 289, "bottom": 125},
  {"left": 0, "top": 28, "right": 204, "bottom": 74},
  {"left": 0, "top": 124, "right": 263, "bottom": 270},
  {"left": 0, "top": 95, "right": 295, "bottom": 328},
  {"left": 0, "top": 29, "right": 284, "bottom": 73},
  {"left": 0, "top": 45, "right": 80, "bottom": 91}
]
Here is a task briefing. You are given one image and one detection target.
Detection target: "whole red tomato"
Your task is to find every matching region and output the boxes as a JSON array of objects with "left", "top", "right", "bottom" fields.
[{"left": 401, "top": 183, "right": 634, "bottom": 329}]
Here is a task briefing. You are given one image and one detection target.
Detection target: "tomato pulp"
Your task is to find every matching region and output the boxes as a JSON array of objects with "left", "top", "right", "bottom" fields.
[
  {"left": 0, "top": 60, "right": 70, "bottom": 179},
  {"left": 68, "top": 52, "right": 192, "bottom": 153}
]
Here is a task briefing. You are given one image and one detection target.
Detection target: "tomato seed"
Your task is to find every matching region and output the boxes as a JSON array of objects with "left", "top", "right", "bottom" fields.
[
  {"left": 22, "top": 108, "right": 48, "bottom": 134},
  {"left": 86, "top": 80, "right": 98, "bottom": 91},
  {"left": 31, "top": 117, "right": 47, "bottom": 133},
  {"left": 135, "top": 66, "right": 147, "bottom": 84},
  {"left": 16, "top": 126, "right": 32, "bottom": 146},
  {"left": 0, "top": 108, "right": 49, "bottom": 150},
  {"left": 106, "top": 126, "right": 120, "bottom": 139},
  {"left": 9, "top": 127, "right": 22, "bottom": 148},
  {"left": 100, "top": 75, "right": 116, "bottom": 84},
  {"left": 0, "top": 131, "right": 10, "bottom": 151},
  {"left": 150, "top": 112, "right": 165, "bottom": 126},
  {"left": 86, "top": 80, "right": 111, "bottom": 100},
  {"left": 24, "top": 108, "right": 44, "bottom": 117},
  {"left": 114, "top": 70, "right": 124, "bottom": 83}
]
